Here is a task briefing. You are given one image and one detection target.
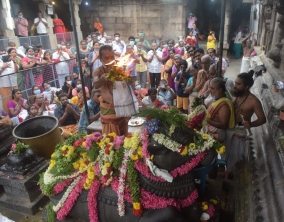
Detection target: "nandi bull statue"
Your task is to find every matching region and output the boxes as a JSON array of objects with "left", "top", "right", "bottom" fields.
[{"left": 39, "top": 105, "right": 223, "bottom": 222}]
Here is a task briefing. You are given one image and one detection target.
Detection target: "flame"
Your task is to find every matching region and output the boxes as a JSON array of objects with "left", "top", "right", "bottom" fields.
[{"left": 105, "top": 54, "right": 132, "bottom": 67}]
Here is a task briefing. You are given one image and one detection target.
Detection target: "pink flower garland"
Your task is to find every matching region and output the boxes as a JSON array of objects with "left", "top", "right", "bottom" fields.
[
  {"left": 87, "top": 180, "right": 100, "bottom": 222},
  {"left": 85, "top": 132, "right": 103, "bottom": 150},
  {"left": 56, "top": 174, "right": 87, "bottom": 220},
  {"left": 134, "top": 151, "right": 207, "bottom": 182},
  {"left": 206, "top": 203, "right": 215, "bottom": 218},
  {"left": 111, "top": 177, "right": 198, "bottom": 210},
  {"left": 141, "top": 128, "right": 150, "bottom": 159},
  {"left": 53, "top": 178, "right": 73, "bottom": 195}
]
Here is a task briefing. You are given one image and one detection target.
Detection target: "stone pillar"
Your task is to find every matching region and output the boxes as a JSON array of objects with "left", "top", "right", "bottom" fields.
[
  {"left": 0, "top": 0, "right": 16, "bottom": 38},
  {"left": 223, "top": 0, "right": 231, "bottom": 56},
  {"left": 71, "top": 0, "right": 83, "bottom": 41},
  {"left": 37, "top": 0, "right": 54, "bottom": 34}
]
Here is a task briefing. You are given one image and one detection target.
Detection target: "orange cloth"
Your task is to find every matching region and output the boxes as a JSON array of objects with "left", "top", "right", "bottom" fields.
[
  {"left": 99, "top": 96, "right": 129, "bottom": 136},
  {"left": 61, "top": 124, "right": 78, "bottom": 138},
  {"left": 94, "top": 21, "right": 103, "bottom": 34}
]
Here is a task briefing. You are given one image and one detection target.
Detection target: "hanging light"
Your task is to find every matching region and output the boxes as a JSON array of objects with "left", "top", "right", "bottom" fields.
[
  {"left": 52, "top": 1, "right": 55, "bottom": 5},
  {"left": 85, "top": 2, "right": 89, "bottom": 5}
]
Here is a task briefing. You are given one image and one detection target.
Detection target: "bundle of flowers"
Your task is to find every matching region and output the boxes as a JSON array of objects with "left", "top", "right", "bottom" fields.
[
  {"left": 39, "top": 107, "right": 225, "bottom": 222},
  {"left": 106, "top": 66, "right": 132, "bottom": 83}
]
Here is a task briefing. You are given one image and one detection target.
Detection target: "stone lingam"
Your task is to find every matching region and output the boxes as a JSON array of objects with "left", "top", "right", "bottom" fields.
[
  {"left": 40, "top": 106, "right": 220, "bottom": 222},
  {"left": 0, "top": 142, "right": 49, "bottom": 214}
]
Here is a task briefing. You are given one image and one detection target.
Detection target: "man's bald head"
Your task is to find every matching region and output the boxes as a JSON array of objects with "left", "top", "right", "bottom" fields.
[{"left": 201, "top": 55, "right": 211, "bottom": 71}]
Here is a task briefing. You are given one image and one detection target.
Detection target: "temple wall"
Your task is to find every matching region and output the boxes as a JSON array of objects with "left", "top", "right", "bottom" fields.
[{"left": 79, "top": 0, "right": 189, "bottom": 41}]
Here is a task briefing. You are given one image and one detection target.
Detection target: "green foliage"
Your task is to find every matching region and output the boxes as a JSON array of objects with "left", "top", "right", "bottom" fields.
[
  {"left": 11, "top": 142, "right": 29, "bottom": 154},
  {"left": 46, "top": 202, "right": 56, "bottom": 222},
  {"left": 64, "top": 132, "right": 87, "bottom": 146},
  {"left": 137, "top": 108, "right": 187, "bottom": 128},
  {"left": 191, "top": 97, "right": 203, "bottom": 110},
  {"left": 38, "top": 173, "right": 56, "bottom": 196},
  {"left": 112, "top": 146, "right": 125, "bottom": 170},
  {"left": 127, "top": 159, "right": 140, "bottom": 202},
  {"left": 86, "top": 143, "right": 100, "bottom": 162}
]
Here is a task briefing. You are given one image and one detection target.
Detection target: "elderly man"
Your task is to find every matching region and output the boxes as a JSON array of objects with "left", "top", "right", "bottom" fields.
[
  {"left": 55, "top": 93, "right": 80, "bottom": 137},
  {"left": 206, "top": 77, "right": 235, "bottom": 142},
  {"left": 135, "top": 32, "right": 151, "bottom": 51},
  {"left": 240, "top": 31, "right": 257, "bottom": 73},
  {"left": 78, "top": 89, "right": 101, "bottom": 132},
  {"left": 222, "top": 71, "right": 266, "bottom": 178},
  {"left": 52, "top": 43, "right": 70, "bottom": 87},
  {"left": 93, "top": 45, "right": 139, "bottom": 136},
  {"left": 194, "top": 54, "right": 210, "bottom": 96}
]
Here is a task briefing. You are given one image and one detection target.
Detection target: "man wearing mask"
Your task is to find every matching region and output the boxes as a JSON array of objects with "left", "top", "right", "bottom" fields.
[
  {"left": 52, "top": 43, "right": 70, "bottom": 87},
  {"left": 105, "top": 36, "right": 121, "bottom": 58},
  {"left": 14, "top": 11, "right": 28, "bottom": 37},
  {"left": 34, "top": 11, "right": 48, "bottom": 35},
  {"left": 112, "top": 33, "right": 126, "bottom": 55},
  {"left": 147, "top": 42, "right": 163, "bottom": 88},
  {"left": 55, "top": 93, "right": 80, "bottom": 138},
  {"left": 128, "top": 36, "right": 137, "bottom": 51},
  {"left": 136, "top": 41, "right": 148, "bottom": 88},
  {"left": 135, "top": 32, "right": 151, "bottom": 52}
]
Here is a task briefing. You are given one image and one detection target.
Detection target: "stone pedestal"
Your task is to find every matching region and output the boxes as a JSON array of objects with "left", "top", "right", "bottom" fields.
[{"left": 0, "top": 161, "right": 49, "bottom": 214}]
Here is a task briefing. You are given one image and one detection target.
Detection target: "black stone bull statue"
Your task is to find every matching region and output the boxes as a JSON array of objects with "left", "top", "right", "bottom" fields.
[{"left": 50, "top": 126, "right": 216, "bottom": 222}]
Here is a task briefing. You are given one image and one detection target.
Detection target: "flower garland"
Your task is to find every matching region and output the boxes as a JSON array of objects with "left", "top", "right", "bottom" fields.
[
  {"left": 117, "top": 149, "right": 133, "bottom": 216},
  {"left": 111, "top": 177, "right": 199, "bottom": 210},
  {"left": 152, "top": 133, "right": 215, "bottom": 156},
  {"left": 134, "top": 151, "right": 206, "bottom": 182},
  {"left": 53, "top": 175, "right": 82, "bottom": 212},
  {"left": 141, "top": 128, "right": 150, "bottom": 159},
  {"left": 53, "top": 178, "right": 73, "bottom": 195},
  {"left": 188, "top": 105, "right": 207, "bottom": 133},
  {"left": 87, "top": 180, "right": 100, "bottom": 222},
  {"left": 56, "top": 174, "right": 86, "bottom": 220}
]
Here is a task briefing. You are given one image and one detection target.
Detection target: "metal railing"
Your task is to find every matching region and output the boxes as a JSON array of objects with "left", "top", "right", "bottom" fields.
[
  {"left": 0, "top": 59, "right": 77, "bottom": 111},
  {"left": 0, "top": 32, "right": 76, "bottom": 51}
]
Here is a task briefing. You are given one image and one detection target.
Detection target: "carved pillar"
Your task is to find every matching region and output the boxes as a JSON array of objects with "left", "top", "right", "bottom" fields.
[
  {"left": 223, "top": 0, "right": 231, "bottom": 55},
  {"left": 70, "top": 0, "right": 83, "bottom": 41},
  {"left": 0, "top": 0, "right": 16, "bottom": 38}
]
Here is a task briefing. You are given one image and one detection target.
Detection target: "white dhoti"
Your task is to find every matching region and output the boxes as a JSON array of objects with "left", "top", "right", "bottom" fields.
[
  {"left": 221, "top": 126, "right": 247, "bottom": 171},
  {"left": 240, "top": 57, "right": 251, "bottom": 73}
]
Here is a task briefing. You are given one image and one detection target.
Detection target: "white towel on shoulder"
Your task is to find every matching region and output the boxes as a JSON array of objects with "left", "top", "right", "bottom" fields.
[{"left": 113, "top": 80, "right": 139, "bottom": 117}]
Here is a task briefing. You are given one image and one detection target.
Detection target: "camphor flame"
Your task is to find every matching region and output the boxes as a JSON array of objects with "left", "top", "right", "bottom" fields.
[{"left": 105, "top": 54, "right": 133, "bottom": 67}]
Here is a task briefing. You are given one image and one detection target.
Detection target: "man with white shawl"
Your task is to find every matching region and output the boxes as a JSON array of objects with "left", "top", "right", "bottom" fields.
[{"left": 93, "top": 45, "right": 139, "bottom": 136}]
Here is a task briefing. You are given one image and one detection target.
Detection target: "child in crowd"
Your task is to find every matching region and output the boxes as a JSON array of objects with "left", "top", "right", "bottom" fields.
[{"left": 185, "top": 64, "right": 199, "bottom": 113}]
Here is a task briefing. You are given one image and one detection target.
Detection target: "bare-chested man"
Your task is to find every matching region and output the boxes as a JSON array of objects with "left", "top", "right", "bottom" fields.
[
  {"left": 222, "top": 70, "right": 266, "bottom": 177},
  {"left": 93, "top": 45, "right": 138, "bottom": 136},
  {"left": 240, "top": 31, "right": 257, "bottom": 73},
  {"left": 194, "top": 55, "right": 210, "bottom": 97}
]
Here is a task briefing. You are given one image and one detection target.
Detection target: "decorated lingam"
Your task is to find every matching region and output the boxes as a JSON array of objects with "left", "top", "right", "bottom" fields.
[{"left": 39, "top": 105, "right": 224, "bottom": 221}]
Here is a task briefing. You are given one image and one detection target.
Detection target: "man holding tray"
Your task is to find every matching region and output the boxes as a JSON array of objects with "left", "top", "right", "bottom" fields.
[{"left": 93, "top": 45, "right": 139, "bottom": 136}]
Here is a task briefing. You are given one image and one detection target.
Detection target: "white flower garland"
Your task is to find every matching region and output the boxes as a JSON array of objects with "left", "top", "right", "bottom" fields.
[
  {"left": 44, "top": 162, "right": 95, "bottom": 185},
  {"left": 152, "top": 134, "right": 181, "bottom": 152},
  {"left": 152, "top": 132, "right": 215, "bottom": 156},
  {"left": 117, "top": 148, "right": 134, "bottom": 216},
  {"left": 53, "top": 175, "right": 82, "bottom": 212}
]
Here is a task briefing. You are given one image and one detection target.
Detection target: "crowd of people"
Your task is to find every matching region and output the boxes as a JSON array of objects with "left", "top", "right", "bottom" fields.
[{"left": 0, "top": 12, "right": 267, "bottom": 176}]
